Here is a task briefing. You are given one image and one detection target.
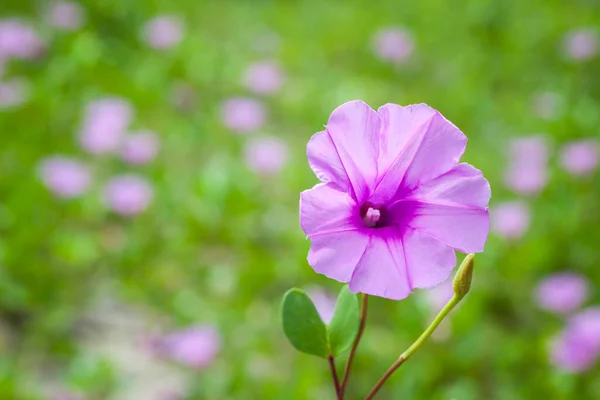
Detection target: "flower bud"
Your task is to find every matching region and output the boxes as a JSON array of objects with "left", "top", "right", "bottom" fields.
[{"left": 453, "top": 254, "right": 475, "bottom": 299}]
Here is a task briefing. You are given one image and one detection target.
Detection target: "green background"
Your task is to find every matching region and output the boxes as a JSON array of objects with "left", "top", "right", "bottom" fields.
[{"left": 1, "top": 0, "right": 599, "bottom": 399}]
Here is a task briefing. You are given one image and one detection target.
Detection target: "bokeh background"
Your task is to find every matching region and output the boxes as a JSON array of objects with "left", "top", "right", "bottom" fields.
[{"left": 1, "top": 1, "right": 599, "bottom": 399}]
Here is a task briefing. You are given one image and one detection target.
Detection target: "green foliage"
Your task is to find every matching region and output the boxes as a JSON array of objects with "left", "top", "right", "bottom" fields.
[
  {"left": 328, "top": 286, "right": 360, "bottom": 357},
  {"left": 282, "top": 289, "right": 329, "bottom": 358}
]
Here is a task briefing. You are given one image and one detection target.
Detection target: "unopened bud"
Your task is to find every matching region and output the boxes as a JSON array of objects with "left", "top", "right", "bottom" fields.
[{"left": 453, "top": 254, "right": 475, "bottom": 299}]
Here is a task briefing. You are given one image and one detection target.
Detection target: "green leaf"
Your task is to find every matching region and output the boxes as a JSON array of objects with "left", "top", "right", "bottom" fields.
[
  {"left": 281, "top": 288, "right": 329, "bottom": 358},
  {"left": 327, "top": 285, "right": 360, "bottom": 356}
]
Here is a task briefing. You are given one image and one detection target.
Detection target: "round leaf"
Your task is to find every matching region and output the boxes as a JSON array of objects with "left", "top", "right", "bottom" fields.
[{"left": 281, "top": 288, "right": 329, "bottom": 358}]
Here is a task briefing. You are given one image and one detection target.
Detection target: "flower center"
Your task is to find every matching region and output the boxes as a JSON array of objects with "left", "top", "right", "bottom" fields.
[{"left": 360, "top": 202, "right": 387, "bottom": 228}]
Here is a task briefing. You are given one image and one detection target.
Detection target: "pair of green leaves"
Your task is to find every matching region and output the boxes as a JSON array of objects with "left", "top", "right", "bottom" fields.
[{"left": 282, "top": 285, "right": 359, "bottom": 358}]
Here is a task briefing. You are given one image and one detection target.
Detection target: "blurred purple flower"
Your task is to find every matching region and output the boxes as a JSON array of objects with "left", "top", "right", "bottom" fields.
[
  {"left": 155, "top": 325, "right": 221, "bottom": 369},
  {"left": 243, "top": 61, "right": 285, "bottom": 95},
  {"left": 490, "top": 201, "right": 530, "bottom": 240},
  {"left": 504, "top": 136, "right": 549, "bottom": 195},
  {"left": 550, "top": 328, "right": 598, "bottom": 373},
  {"left": 79, "top": 97, "right": 133, "bottom": 155},
  {"left": 121, "top": 130, "right": 160, "bottom": 165},
  {"left": 0, "top": 78, "right": 29, "bottom": 109},
  {"left": 562, "top": 29, "right": 598, "bottom": 61},
  {"left": 535, "top": 273, "right": 589, "bottom": 315},
  {"left": 423, "top": 276, "right": 454, "bottom": 313},
  {"left": 560, "top": 140, "right": 599, "bottom": 176},
  {"left": 531, "top": 91, "right": 563, "bottom": 121},
  {"left": 244, "top": 136, "right": 288, "bottom": 175},
  {"left": 103, "top": 174, "right": 153, "bottom": 216},
  {"left": 220, "top": 97, "right": 267, "bottom": 134},
  {"left": 569, "top": 307, "right": 600, "bottom": 353},
  {"left": 0, "top": 19, "right": 44, "bottom": 60},
  {"left": 39, "top": 156, "right": 91, "bottom": 198},
  {"left": 143, "top": 16, "right": 183, "bottom": 50},
  {"left": 372, "top": 27, "right": 414, "bottom": 63},
  {"left": 46, "top": 1, "right": 84, "bottom": 31},
  {"left": 306, "top": 287, "right": 336, "bottom": 324}
]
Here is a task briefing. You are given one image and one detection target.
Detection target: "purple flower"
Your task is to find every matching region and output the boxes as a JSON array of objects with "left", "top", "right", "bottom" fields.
[
  {"left": 79, "top": 97, "right": 133, "bottom": 155},
  {"left": 0, "top": 78, "right": 29, "bottom": 109},
  {"left": 0, "top": 19, "right": 44, "bottom": 60},
  {"left": 120, "top": 130, "right": 160, "bottom": 165},
  {"left": 243, "top": 61, "right": 285, "bottom": 95},
  {"left": 372, "top": 27, "right": 414, "bottom": 63},
  {"left": 39, "top": 156, "right": 91, "bottom": 198},
  {"left": 568, "top": 307, "right": 600, "bottom": 354},
  {"left": 423, "top": 276, "right": 454, "bottom": 313},
  {"left": 103, "top": 174, "right": 153, "bottom": 216},
  {"left": 550, "top": 328, "right": 598, "bottom": 373},
  {"left": 560, "top": 140, "right": 599, "bottom": 176},
  {"left": 143, "top": 16, "right": 183, "bottom": 50},
  {"left": 531, "top": 91, "right": 563, "bottom": 121},
  {"left": 490, "top": 201, "right": 530, "bottom": 240},
  {"left": 300, "top": 101, "right": 490, "bottom": 300},
  {"left": 244, "top": 136, "right": 288, "bottom": 175},
  {"left": 155, "top": 325, "right": 221, "bottom": 369},
  {"left": 562, "top": 29, "right": 597, "bottom": 61},
  {"left": 46, "top": 1, "right": 84, "bottom": 31},
  {"left": 306, "top": 287, "right": 336, "bottom": 324},
  {"left": 220, "top": 97, "right": 267, "bottom": 134},
  {"left": 504, "top": 136, "right": 549, "bottom": 195},
  {"left": 535, "top": 273, "right": 589, "bottom": 315}
]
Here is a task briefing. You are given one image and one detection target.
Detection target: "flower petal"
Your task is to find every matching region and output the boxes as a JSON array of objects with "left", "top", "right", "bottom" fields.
[
  {"left": 348, "top": 229, "right": 412, "bottom": 300},
  {"left": 403, "top": 228, "right": 456, "bottom": 289},
  {"left": 325, "top": 100, "right": 380, "bottom": 202},
  {"left": 300, "top": 183, "right": 360, "bottom": 236},
  {"left": 393, "top": 201, "right": 489, "bottom": 253},
  {"left": 408, "top": 163, "right": 491, "bottom": 209},
  {"left": 307, "top": 130, "right": 350, "bottom": 193},
  {"left": 308, "top": 230, "right": 370, "bottom": 282},
  {"left": 371, "top": 104, "right": 466, "bottom": 204}
]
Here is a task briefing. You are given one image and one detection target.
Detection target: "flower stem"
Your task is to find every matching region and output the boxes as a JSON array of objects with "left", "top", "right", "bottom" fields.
[
  {"left": 339, "top": 293, "right": 369, "bottom": 399},
  {"left": 364, "top": 294, "right": 461, "bottom": 400},
  {"left": 328, "top": 355, "right": 341, "bottom": 399}
]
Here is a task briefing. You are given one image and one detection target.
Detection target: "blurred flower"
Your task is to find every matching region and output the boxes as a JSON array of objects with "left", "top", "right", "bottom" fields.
[
  {"left": 243, "top": 136, "right": 288, "bottom": 175},
  {"left": 39, "top": 156, "right": 91, "bottom": 198},
  {"left": 0, "top": 19, "right": 44, "bottom": 60},
  {"left": 300, "top": 101, "right": 490, "bottom": 299},
  {"left": 559, "top": 140, "right": 599, "bottom": 176},
  {"left": 243, "top": 61, "right": 285, "bottom": 95},
  {"left": 103, "top": 174, "right": 153, "bottom": 216},
  {"left": 535, "top": 273, "right": 589, "bottom": 315},
  {"left": 568, "top": 307, "right": 600, "bottom": 353},
  {"left": 79, "top": 97, "right": 133, "bottom": 155},
  {"left": 490, "top": 201, "right": 530, "bottom": 240},
  {"left": 562, "top": 28, "right": 597, "bottom": 61},
  {"left": 220, "top": 97, "right": 267, "bottom": 133},
  {"left": 531, "top": 91, "right": 563, "bottom": 121},
  {"left": 0, "top": 78, "right": 30, "bottom": 109},
  {"left": 154, "top": 325, "right": 221, "bottom": 369},
  {"left": 550, "top": 328, "right": 598, "bottom": 373},
  {"left": 121, "top": 130, "right": 160, "bottom": 165},
  {"left": 504, "top": 136, "right": 548, "bottom": 195},
  {"left": 372, "top": 27, "right": 414, "bottom": 63},
  {"left": 46, "top": 1, "right": 84, "bottom": 31},
  {"left": 423, "top": 276, "right": 454, "bottom": 313},
  {"left": 306, "top": 287, "right": 336, "bottom": 324},
  {"left": 143, "top": 16, "right": 183, "bottom": 50}
]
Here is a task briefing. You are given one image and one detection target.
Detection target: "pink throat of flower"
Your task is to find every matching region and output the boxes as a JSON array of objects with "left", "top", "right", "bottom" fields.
[
  {"left": 363, "top": 207, "right": 380, "bottom": 227},
  {"left": 360, "top": 202, "right": 387, "bottom": 228}
]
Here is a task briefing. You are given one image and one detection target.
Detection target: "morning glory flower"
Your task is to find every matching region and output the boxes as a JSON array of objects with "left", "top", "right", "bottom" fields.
[
  {"left": 535, "top": 272, "right": 589, "bottom": 315},
  {"left": 300, "top": 101, "right": 490, "bottom": 300}
]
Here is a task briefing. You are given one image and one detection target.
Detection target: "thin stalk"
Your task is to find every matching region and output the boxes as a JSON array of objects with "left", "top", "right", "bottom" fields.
[
  {"left": 328, "top": 355, "right": 341, "bottom": 399},
  {"left": 339, "top": 293, "right": 369, "bottom": 398},
  {"left": 364, "top": 294, "right": 461, "bottom": 400}
]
